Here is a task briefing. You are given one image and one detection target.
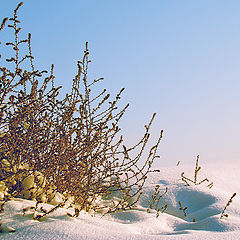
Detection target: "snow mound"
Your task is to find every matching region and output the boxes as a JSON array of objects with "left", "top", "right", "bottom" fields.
[{"left": 1, "top": 163, "right": 240, "bottom": 239}]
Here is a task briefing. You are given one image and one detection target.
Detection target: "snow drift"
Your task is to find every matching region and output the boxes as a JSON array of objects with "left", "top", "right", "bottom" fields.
[{"left": 1, "top": 163, "right": 240, "bottom": 240}]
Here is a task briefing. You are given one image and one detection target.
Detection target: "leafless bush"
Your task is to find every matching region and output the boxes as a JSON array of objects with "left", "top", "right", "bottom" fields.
[{"left": 0, "top": 2, "right": 163, "bottom": 215}]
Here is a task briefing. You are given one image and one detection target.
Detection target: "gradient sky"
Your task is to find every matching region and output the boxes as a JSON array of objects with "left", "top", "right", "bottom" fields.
[{"left": 1, "top": 0, "right": 240, "bottom": 167}]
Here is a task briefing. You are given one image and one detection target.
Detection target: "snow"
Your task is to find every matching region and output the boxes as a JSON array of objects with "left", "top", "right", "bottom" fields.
[{"left": 1, "top": 163, "right": 240, "bottom": 239}]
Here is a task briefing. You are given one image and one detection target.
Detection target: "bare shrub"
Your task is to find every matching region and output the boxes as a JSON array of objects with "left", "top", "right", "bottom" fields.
[{"left": 0, "top": 2, "right": 163, "bottom": 215}]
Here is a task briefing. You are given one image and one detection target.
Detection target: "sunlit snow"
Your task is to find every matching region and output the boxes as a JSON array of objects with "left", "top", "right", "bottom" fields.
[{"left": 1, "top": 163, "right": 240, "bottom": 240}]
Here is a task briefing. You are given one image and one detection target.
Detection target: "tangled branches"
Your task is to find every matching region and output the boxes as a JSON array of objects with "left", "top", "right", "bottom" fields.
[{"left": 0, "top": 2, "right": 163, "bottom": 215}]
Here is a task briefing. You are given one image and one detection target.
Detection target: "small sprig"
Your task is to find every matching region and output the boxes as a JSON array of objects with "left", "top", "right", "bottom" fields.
[
  {"left": 181, "top": 155, "right": 213, "bottom": 189},
  {"left": 67, "top": 207, "right": 80, "bottom": 218},
  {"left": 220, "top": 193, "right": 237, "bottom": 219},
  {"left": 178, "top": 200, "right": 188, "bottom": 217},
  {"left": 0, "top": 201, "right": 5, "bottom": 213},
  {"left": 147, "top": 185, "right": 168, "bottom": 218},
  {"left": 33, "top": 200, "right": 67, "bottom": 221},
  {"left": 22, "top": 206, "right": 36, "bottom": 216},
  {"left": 0, "top": 18, "right": 8, "bottom": 32}
]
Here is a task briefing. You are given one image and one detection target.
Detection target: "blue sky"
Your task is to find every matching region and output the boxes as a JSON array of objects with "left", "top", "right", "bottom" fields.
[{"left": 1, "top": 0, "right": 240, "bottom": 167}]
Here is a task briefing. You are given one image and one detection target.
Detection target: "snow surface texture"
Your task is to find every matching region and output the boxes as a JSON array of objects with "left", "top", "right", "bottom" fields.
[{"left": 1, "top": 163, "right": 240, "bottom": 240}]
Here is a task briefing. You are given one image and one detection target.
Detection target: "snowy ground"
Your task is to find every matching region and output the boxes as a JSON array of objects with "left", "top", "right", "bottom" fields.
[{"left": 1, "top": 163, "right": 240, "bottom": 240}]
